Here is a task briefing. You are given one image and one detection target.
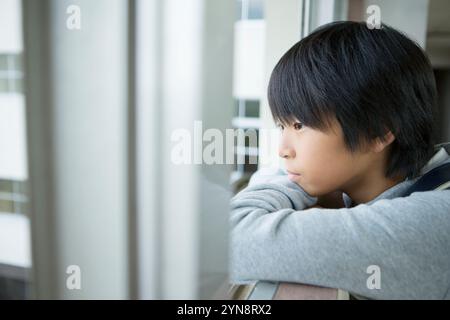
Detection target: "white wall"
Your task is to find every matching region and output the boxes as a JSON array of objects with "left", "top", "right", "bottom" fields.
[
  {"left": 233, "top": 20, "right": 266, "bottom": 100},
  {"left": 0, "top": 0, "right": 27, "bottom": 181},
  {"left": 258, "top": 0, "right": 302, "bottom": 170},
  {"left": 0, "top": 213, "right": 30, "bottom": 268},
  {"left": 0, "top": 94, "right": 27, "bottom": 180},
  {"left": 0, "top": 0, "right": 23, "bottom": 53}
]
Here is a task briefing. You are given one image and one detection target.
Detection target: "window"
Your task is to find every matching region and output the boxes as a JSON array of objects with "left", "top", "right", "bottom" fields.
[
  {"left": 0, "top": 53, "right": 24, "bottom": 94},
  {"left": 0, "top": 52, "right": 27, "bottom": 215},
  {"left": 231, "top": 99, "right": 260, "bottom": 182},
  {"left": 0, "top": 0, "right": 30, "bottom": 300},
  {"left": 0, "top": 179, "right": 27, "bottom": 215},
  {"left": 236, "top": 0, "right": 264, "bottom": 20},
  {"left": 232, "top": 0, "right": 265, "bottom": 186}
]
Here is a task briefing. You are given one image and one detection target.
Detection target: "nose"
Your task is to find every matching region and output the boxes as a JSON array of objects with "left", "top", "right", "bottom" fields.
[{"left": 278, "top": 144, "right": 296, "bottom": 160}]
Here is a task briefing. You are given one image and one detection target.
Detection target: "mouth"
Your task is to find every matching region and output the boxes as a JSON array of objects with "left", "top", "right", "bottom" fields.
[{"left": 286, "top": 170, "right": 301, "bottom": 180}]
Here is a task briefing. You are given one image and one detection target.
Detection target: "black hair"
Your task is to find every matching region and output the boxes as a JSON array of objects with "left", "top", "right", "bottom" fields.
[{"left": 268, "top": 21, "right": 438, "bottom": 179}]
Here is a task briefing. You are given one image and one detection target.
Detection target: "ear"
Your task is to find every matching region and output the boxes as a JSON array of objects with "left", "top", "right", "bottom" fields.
[{"left": 372, "top": 131, "right": 395, "bottom": 153}]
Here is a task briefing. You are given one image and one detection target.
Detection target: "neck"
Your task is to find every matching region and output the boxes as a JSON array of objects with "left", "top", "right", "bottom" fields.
[{"left": 343, "top": 169, "right": 405, "bottom": 205}]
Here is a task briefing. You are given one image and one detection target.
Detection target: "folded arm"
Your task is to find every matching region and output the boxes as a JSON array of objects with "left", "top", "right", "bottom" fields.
[{"left": 229, "top": 169, "right": 450, "bottom": 299}]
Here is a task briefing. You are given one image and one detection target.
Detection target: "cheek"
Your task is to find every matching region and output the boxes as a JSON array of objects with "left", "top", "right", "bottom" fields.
[
  {"left": 300, "top": 156, "right": 354, "bottom": 195},
  {"left": 316, "top": 158, "right": 355, "bottom": 192},
  {"left": 294, "top": 134, "right": 356, "bottom": 194}
]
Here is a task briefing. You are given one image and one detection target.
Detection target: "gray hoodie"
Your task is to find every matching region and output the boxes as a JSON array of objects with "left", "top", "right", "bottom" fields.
[{"left": 229, "top": 143, "right": 450, "bottom": 299}]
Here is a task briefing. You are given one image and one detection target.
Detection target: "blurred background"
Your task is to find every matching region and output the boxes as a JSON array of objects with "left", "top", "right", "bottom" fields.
[{"left": 0, "top": 0, "right": 449, "bottom": 299}]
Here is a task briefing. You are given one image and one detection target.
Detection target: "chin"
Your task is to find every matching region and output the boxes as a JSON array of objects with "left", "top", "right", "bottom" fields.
[{"left": 300, "top": 184, "right": 329, "bottom": 197}]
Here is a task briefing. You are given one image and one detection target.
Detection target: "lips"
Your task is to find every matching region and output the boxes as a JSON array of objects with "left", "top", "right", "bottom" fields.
[{"left": 286, "top": 170, "right": 301, "bottom": 181}]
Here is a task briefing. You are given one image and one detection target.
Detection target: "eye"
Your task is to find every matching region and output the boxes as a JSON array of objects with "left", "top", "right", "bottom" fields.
[
  {"left": 293, "top": 122, "right": 303, "bottom": 131},
  {"left": 276, "top": 123, "right": 285, "bottom": 131}
]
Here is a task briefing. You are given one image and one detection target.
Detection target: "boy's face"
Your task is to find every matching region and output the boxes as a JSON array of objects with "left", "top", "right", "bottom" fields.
[{"left": 279, "top": 118, "right": 375, "bottom": 197}]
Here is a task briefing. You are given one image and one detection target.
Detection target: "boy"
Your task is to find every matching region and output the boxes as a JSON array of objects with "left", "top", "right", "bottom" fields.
[{"left": 230, "top": 21, "right": 450, "bottom": 299}]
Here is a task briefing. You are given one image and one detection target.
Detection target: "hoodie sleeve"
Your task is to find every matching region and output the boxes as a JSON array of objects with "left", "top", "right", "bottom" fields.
[
  {"left": 229, "top": 169, "right": 450, "bottom": 299},
  {"left": 232, "top": 167, "right": 318, "bottom": 212}
]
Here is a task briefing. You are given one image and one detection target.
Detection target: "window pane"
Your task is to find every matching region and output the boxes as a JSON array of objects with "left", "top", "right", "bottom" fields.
[
  {"left": 0, "top": 79, "right": 8, "bottom": 92},
  {"left": 0, "top": 0, "right": 30, "bottom": 300},
  {"left": 237, "top": 0, "right": 264, "bottom": 20},
  {"left": 245, "top": 100, "right": 260, "bottom": 117},
  {"left": 0, "top": 55, "right": 7, "bottom": 69},
  {"left": 247, "top": 0, "right": 264, "bottom": 20}
]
